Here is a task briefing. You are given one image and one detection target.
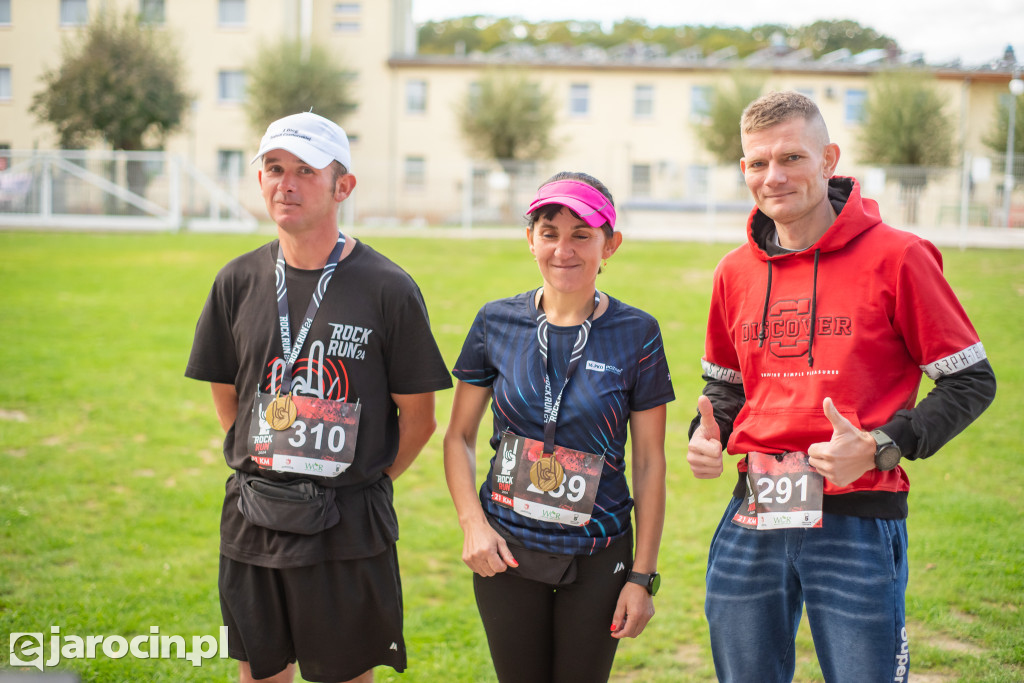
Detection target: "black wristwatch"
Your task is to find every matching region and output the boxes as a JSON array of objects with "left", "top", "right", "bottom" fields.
[
  {"left": 870, "top": 429, "right": 902, "bottom": 471},
  {"left": 626, "top": 571, "right": 661, "bottom": 596}
]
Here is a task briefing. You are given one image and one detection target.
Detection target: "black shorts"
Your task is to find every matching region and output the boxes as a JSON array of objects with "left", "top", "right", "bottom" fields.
[
  {"left": 219, "top": 548, "right": 406, "bottom": 682},
  {"left": 472, "top": 528, "right": 634, "bottom": 683}
]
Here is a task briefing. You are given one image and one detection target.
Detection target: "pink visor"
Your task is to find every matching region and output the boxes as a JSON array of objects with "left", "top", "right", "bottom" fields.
[{"left": 527, "top": 179, "right": 616, "bottom": 229}]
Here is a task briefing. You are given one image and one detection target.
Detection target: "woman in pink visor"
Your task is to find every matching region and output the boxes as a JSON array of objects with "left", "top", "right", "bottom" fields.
[{"left": 444, "top": 171, "right": 675, "bottom": 682}]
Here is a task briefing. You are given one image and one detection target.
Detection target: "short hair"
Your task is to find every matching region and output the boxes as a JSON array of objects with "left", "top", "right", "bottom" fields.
[
  {"left": 330, "top": 160, "right": 349, "bottom": 187},
  {"left": 741, "top": 91, "right": 830, "bottom": 143},
  {"left": 527, "top": 171, "right": 615, "bottom": 239}
]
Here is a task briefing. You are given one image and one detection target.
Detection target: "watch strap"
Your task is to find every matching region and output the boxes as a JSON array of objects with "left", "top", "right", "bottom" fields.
[
  {"left": 626, "top": 570, "right": 659, "bottom": 595},
  {"left": 870, "top": 429, "right": 902, "bottom": 471}
]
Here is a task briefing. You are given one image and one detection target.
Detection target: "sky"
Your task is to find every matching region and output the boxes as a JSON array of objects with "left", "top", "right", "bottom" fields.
[{"left": 412, "top": 0, "right": 1023, "bottom": 68}]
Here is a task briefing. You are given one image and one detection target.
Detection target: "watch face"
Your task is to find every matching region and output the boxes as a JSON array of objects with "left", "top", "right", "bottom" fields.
[
  {"left": 872, "top": 430, "right": 901, "bottom": 472},
  {"left": 649, "top": 573, "right": 661, "bottom": 596},
  {"left": 876, "top": 445, "right": 901, "bottom": 471}
]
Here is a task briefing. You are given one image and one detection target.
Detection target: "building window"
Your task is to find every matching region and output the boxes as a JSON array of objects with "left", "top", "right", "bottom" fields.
[
  {"left": 404, "top": 156, "right": 425, "bottom": 189},
  {"left": 332, "top": 3, "right": 360, "bottom": 32},
  {"left": 687, "top": 164, "right": 710, "bottom": 198},
  {"left": 569, "top": 83, "right": 590, "bottom": 117},
  {"left": 0, "top": 67, "right": 10, "bottom": 101},
  {"left": 466, "top": 81, "right": 482, "bottom": 112},
  {"left": 634, "top": 84, "right": 654, "bottom": 118},
  {"left": 217, "top": 70, "right": 246, "bottom": 103},
  {"left": 60, "top": 0, "right": 88, "bottom": 26},
  {"left": 217, "top": 150, "right": 244, "bottom": 178},
  {"left": 796, "top": 87, "right": 815, "bottom": 100},
  {"left": 0, "top": 0, "right": 11, "bottom": 25},
  {"left": 690, "top": 85, "right": 712, "bottom": 122},
  {"left": 844, "top": 89, "right": 867, "bottom": 124},
  {"left": 218, "top": 0, "right": 245, "bottom": 27},
  {"left": 406, "top": 80, "right": 427, "bottom": 114},
  {"left": 631, "top": 164, "right": 652, "bottom": 198},
  {"left": 139, "top": 0, "right": 164, "bottom": 24}
]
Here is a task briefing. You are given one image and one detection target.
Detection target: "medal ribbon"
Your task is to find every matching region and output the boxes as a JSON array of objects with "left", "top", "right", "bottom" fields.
[
  {"left": 274, "top": 233, "right": 346, "bottom": 394},
  {"left": 535, "top": 288, "right": 601, "bottom": 456}
]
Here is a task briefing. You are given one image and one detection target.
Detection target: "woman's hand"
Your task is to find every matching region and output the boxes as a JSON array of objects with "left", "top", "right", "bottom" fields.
[
  {"left": 610, "top": 582, "right": 655, "bottom": 639},
  {"left": 460, "top": 517, "right": 519, "bottom": 577}
]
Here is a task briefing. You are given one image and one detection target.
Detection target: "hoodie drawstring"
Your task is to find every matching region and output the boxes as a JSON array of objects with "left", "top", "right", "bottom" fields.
[
  {"left": 757, "top": 260, "right": 773, "bottom": 348},
  {"left": 808, "top": 249, "right": 820, "bottom": 368},
  {"left": 758, "top": 250, "right": 820, "bottom": 367}
]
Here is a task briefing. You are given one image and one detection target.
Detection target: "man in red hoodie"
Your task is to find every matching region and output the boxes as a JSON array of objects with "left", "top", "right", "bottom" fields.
[{"left": 686, "top": 91, "right": 995, "bottom": 682}]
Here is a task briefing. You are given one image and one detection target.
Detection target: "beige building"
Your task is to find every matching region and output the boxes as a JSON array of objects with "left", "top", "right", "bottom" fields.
[{"left": 0, "top": 0, "right": 1020, "bottom": 228}]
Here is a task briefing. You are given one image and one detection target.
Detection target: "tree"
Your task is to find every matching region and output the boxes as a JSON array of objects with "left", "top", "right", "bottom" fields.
[
  {"left": 857, "top": 70, "right": 954, "bottom": 223},
  {"left": 457, "top": 68, "right": 559, "bottom": 164},
  {"left": 791, "top": 20, "right": 895, "bottom": 58},
  {"left": 31, "top": 9, "right": 189, "bottom": 151},
  {"left": 31, "top": 9, "right": 190, "bottom": 206},
  {"left": 457, "top": 69, "right": 559, "bottom": 221},
  {"left": 245, "top": 38, "right": 357, "bottom": 138},
  {"left": 694, "top": 71, "right": 765, "bottom": 164},
  {"left": 981, "top": 91, "right": 1024, "bottom": 182},
  {"left": 414, "top": 16, "right": 900, "bottom": 60}
]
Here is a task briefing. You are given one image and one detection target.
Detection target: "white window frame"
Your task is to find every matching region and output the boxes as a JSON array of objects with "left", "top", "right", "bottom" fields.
[
  {"left": 0, "top": 67, "right": 11, "bottom": 101},
  {"left": 139, "top": 0, "right": 164, "bottom": 24},
  {"left": 218, "top": 0, "right": 246, "bottom": 27},
  {"left": 60, "top": 0, "right": 88, "bottom": 26},
  {"left": 406, "top": 80, "right": 427, "bottom": 114},
  {"left": 404, "top": 156, "right": 426, "bottom": 189},
  {"left": 631, "top": 163, "right": 652, "bottom": 198},
  {"left": 217, "top": 150, "right": 244, "bottom": 178},
  {"left": 569, "top": 83, "right": 590, "bottom": 117},
  {"left": 844, "top": 89, "right": 867, "bottom": 125},
  {"left": 217, "top": 70, "right": 246, "bottom": 103},
  {"left": 634, "top": 84, "right": 654, "bottom": 119},
  {"left": 690, "top": 85, "right": 712, "bottom": 122}
]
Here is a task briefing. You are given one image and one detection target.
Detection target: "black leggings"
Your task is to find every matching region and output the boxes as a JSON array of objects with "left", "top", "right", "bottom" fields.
[{"left": 472, "top": 530, "right": 634, "bottom": 683}]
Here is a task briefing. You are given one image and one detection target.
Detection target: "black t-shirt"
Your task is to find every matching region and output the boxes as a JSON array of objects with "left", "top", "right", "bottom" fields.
[{"left": 186, "top": 238, "right": 452, "bottom": 567}]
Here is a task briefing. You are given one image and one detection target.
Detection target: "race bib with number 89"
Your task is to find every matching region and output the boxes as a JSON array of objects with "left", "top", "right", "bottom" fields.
[{"left": 490, "top": 431, "right": 604, "bottom": 526}]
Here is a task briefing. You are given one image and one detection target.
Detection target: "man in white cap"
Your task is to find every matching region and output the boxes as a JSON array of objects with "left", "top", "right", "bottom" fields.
[{"left": 186, "top": 111, "right": 452, "bottom": 683}]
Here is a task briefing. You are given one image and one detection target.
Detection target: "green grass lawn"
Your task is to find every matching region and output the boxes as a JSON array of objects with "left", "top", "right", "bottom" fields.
[{"left": 1, "top": 230, "right": 1021, "bottom": 682}]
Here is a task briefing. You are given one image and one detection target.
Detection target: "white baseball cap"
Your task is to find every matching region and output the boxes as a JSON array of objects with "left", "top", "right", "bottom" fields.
[{"left": 250, "top": 111, "right": 352, "bottom": 171}]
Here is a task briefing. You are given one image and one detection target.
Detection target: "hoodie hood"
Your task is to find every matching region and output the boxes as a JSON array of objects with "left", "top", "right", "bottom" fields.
[
  {"left": 745, "top": 176, "right": 883, "bottom": 262},
  {"left": 745, "top": 176, "right": 883, "bottom": 367}
]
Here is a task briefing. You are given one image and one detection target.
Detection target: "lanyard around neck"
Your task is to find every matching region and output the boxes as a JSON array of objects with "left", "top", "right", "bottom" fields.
[
  {"left": 274, "top": 233, "right": 346, "bottom": 394},
  {"left": 535, "top": 288, "right": 601, "bottom": 455}
]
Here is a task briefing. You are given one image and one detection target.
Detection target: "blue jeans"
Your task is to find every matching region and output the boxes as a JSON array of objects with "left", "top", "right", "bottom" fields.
[{"left": 705, "top": 497, "right": 909, "bottom": 682}]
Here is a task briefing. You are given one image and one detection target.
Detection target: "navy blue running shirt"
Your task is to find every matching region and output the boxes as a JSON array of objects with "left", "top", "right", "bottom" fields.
[{"left": 453, "top": 289, "right": 675, "bottom": 555}]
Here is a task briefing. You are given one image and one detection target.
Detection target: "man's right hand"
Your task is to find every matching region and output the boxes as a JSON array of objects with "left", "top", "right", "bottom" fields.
[{"left": 686, "top": 395, "right": 724, "bottom": 479}]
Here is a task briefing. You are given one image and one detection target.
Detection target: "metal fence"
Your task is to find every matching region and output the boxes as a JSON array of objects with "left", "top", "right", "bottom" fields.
[
  {"left": 2, "top": 150, "right": 1022, "bottom": 242},
  {"left": 0, "top": 150, "right": 256, "bottom": 232},
  {"left": 457, "top": 155, "right": 1024, "bottom": 232}
]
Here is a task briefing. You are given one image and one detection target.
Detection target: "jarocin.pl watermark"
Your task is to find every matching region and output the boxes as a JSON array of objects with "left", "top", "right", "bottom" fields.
[{"left": 9, "top": 626, "right": 228, "bottom": 671}]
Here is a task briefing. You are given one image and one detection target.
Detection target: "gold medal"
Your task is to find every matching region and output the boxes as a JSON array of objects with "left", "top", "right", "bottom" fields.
[
  {"left": 265, "top": 393, "right": 297, "bottom": 431},
  {"left": 529, "top": 455, "right": 564, "bottom": 492}
]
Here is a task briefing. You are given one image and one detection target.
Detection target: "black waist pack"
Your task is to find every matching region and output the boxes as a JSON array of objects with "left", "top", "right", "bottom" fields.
[
  {"left": 236, "top": 472, "right": 341, "bottom": 535},
  {"left": 488, "top": 518, "right": 577, "bottom": 585}
]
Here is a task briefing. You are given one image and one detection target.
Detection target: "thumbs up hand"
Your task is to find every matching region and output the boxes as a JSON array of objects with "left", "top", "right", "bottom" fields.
[
  {"left": 807, "top": 397, "right": 876, "bottom": 487},
  {"left": 687, "top": 395, "right": 724, "bottom": 479}
]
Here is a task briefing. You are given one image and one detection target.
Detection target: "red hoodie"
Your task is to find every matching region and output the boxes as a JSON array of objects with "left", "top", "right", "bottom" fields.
[{"left": 703, "top": 177, "right": 987, "bottom": 511}]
